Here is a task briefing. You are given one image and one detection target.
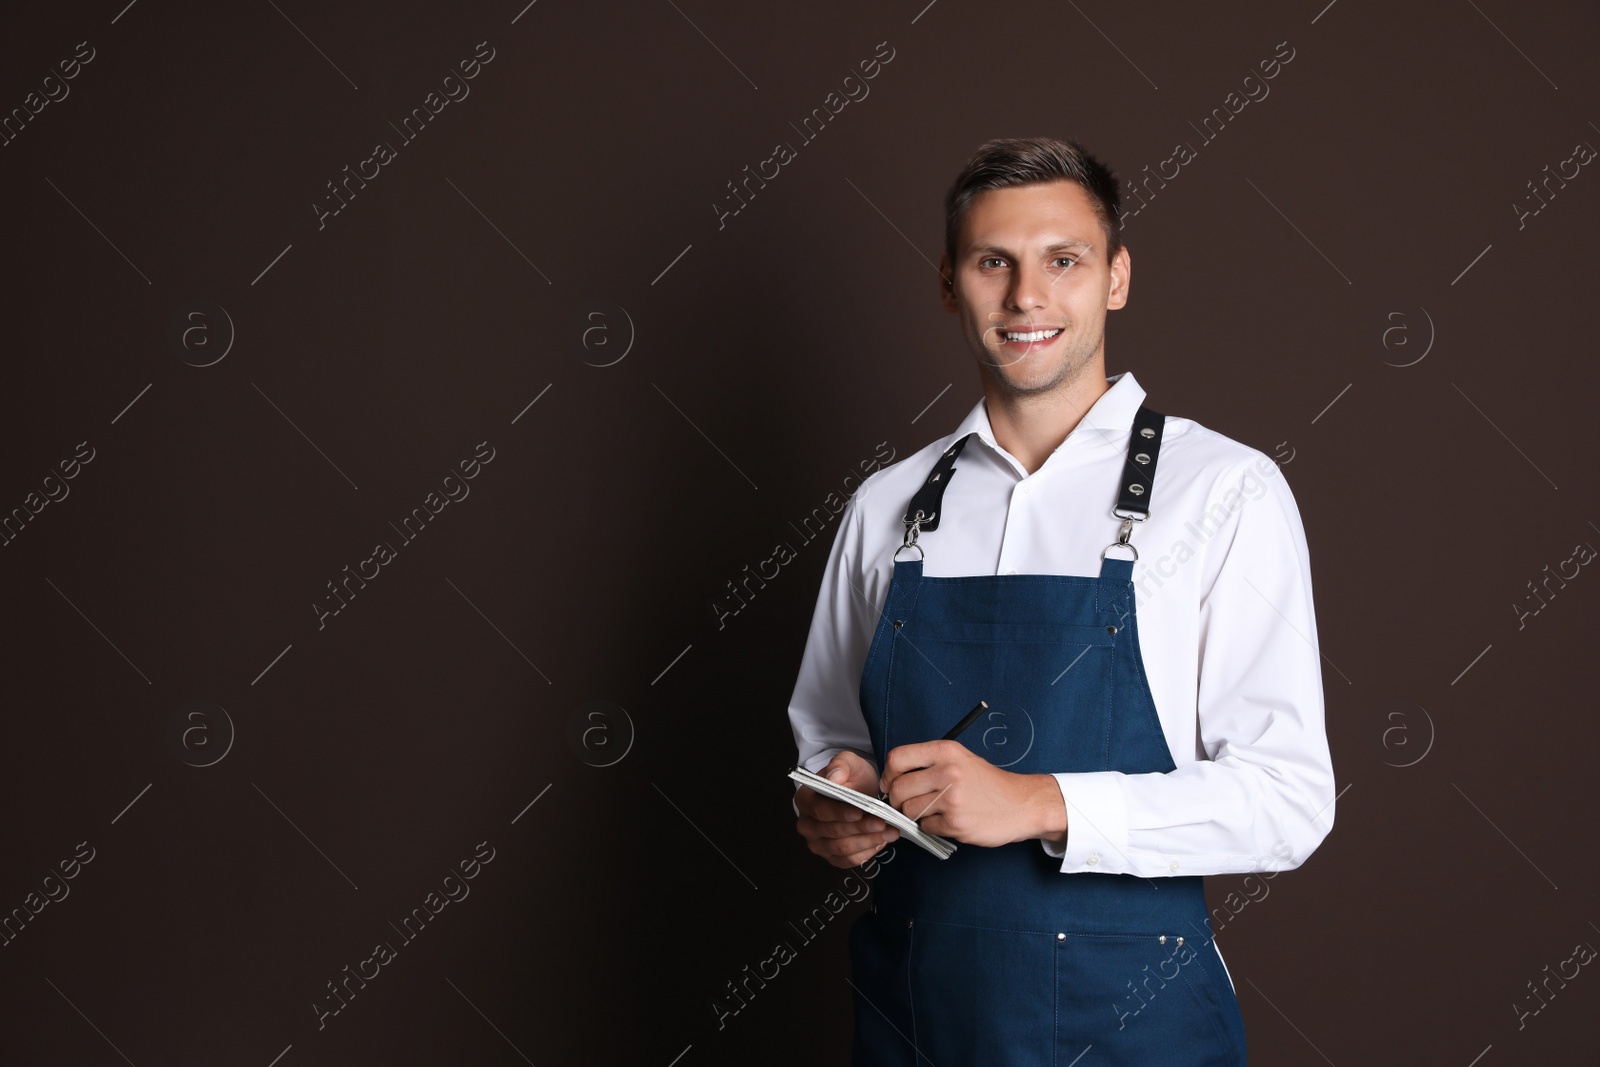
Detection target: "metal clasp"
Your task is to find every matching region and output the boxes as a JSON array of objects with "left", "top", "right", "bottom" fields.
[
  {"left": 1101, "top": 508, "right": 1147, "bottom": 561},
  {"left": 894, "top": 512, "right": 927, "bottom": 562}
]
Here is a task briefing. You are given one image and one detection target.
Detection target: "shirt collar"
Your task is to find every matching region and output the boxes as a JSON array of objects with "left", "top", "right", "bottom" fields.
[{"left": 950, "top": 370, "right": 1148, "bottom": 474}]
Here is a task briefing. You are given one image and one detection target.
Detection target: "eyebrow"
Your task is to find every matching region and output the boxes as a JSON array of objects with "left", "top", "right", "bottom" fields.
[{"left": 970, "top": 240, "right": 1095, "bottom": 256}]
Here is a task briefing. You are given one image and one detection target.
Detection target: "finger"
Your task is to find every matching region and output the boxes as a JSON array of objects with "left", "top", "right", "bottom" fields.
[
  {"left": 815, "top": 796, "right": 870, "bottom": 822},
  {"left": 799, "top": 794, "right": 870, "bottom": 824},
  {"left": 832, "top": 848, "right": 873, "bottom": 869},
  {"left": 884, "top": 766, "right": 943, "bottom": 809},
  {"left": 795, "top": 787, "right": 857, "bottom": 818},
  {"left": 882, "top": 740, "right": 948, "bottom": 777},
  {"left": 812, "top": 827, "right": 898, "bottom": 859},
  {"left": 901, "top": 787, "right": 957, "bottom": 824},
  {"left": 880, "top": 741, "right": 951, "bottom": 792},
  {"left": 806, "top": 816, "right": 888, "bottom": 840},
  {"left": 838, "top": 833, "right": 899, "bottom": 868},
  {"left": 809, "top": 790, "right": 895, "bottom": 827},
  {"left": 819, "top": 831, "right": 896, "bottom": 863},
  {"left": 822, "top": 752, "right": 878, "bottom": 792},
  {"left": 827, "top": 750, "right": 871, "bottom": 776},
  {"left": 799, "top": 817, "right": 873, "bottom": 841}
]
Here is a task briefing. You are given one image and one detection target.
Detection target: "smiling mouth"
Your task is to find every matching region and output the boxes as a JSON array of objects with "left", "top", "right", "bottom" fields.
[{"left": 997, "top": 327, "right": 1063, "bottom": 345}]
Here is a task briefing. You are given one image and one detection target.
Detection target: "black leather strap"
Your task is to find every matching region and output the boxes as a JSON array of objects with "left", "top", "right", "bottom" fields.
[
  {"left": 1115, "top": 405, "right": 1166, "bottom": 519},
  {"left": 900, "top": 432, "right": 976, "bottom": 532},
  {"left": 899, "top": 403, "right": 1168, "bottom": 534}
]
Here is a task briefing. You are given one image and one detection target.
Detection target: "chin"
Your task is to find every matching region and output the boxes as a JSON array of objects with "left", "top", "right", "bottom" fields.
[{"left": 986, "top": 366, "right": 1064, "bottom": 397}]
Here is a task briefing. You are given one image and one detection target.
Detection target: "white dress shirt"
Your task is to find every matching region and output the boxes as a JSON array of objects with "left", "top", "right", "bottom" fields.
[{"left": 787, "top": 370, "right": 1336, "bottom": 880}]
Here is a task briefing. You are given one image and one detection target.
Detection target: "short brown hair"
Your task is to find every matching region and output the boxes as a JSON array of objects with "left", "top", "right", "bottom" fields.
[{"left": 943, "top": 136, "right": 1123, "bottom": 270}]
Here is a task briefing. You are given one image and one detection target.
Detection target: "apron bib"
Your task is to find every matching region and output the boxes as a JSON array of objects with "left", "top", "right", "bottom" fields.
[{"left": 849, "top": 405, "right": 1248, "bottom": 1066}]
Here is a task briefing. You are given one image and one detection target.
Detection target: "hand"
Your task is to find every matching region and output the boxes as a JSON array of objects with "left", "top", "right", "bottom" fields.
[
  {"left": 880, "top": 741, "right": 1066, "bottom": 848},
  {"left": 795, "top": 750, "right": 900, "bottom": 869}
]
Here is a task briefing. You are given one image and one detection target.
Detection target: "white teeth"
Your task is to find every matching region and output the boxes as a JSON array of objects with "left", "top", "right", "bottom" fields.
[{"left": 1003, "top": 328, "right": 1061, "bottom": 342}]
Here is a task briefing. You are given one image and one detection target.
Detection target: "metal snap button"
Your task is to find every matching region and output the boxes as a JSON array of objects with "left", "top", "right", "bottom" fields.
[
  {"left": 1176, "top": 936, "right": 1184, "bottom": 946},
  {"left": 1135, "top": 452, "right": 1150, "bottom": 464},
  {"left": 1107, "top": 625, "right": 1117, "bottom": 635},
  {"left": 1159, "top": 935, "right": 1167, "bottom": 945},
  {"left": 1056, "top": 932, "right": 1066, "bottom": 942},
  {"left": 907, "top": 918, "right": 914, "bottom": 929},
  {"left": 893, "top": 620, "right": 903, "bottom": 630},
  {"left": 1140, "top": 427, "right": 1155, "bottom": 438}
]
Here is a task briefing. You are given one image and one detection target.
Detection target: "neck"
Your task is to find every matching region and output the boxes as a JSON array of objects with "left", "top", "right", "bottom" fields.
[{"left": 980, "top": 362, "right": 1111, "bottom": 475}]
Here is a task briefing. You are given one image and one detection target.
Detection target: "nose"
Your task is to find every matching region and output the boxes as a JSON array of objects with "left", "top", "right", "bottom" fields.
[{"left": 1005, "top": 259, "right": 1050, "bottom": 313}]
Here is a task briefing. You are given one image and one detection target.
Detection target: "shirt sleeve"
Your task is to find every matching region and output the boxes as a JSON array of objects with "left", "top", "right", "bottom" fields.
[
  {"left": 1041, "top": 454, "right": 1337, "bottom": 877},
  {"left": 788, "top": 491, "right": 881, "bottom": 817}
]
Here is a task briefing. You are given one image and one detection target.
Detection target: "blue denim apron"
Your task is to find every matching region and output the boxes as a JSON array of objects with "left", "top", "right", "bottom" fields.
[{"left": 849, "top": 406, "right": 1248, "bottom": 1065}]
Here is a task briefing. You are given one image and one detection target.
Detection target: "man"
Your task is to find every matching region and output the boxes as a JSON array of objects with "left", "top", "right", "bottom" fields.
[{"left": 787, "top": 136, "right": 1336, "bottom": 1064}]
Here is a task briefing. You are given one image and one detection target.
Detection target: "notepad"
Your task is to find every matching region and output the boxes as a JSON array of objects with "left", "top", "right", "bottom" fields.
[{"left": 789, "top": 766, "right": 957, "bottom": 859}]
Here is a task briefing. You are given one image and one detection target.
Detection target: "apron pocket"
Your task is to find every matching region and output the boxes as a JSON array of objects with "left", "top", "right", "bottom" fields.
[
  {"left": 906, "top": 917, "right": 1055, "bottom": 1066},
  {"left": 1057, "top": 933, "right": 1244, "bottom": 1065}
]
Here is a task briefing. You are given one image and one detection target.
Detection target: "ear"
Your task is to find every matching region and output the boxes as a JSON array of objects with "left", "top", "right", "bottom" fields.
[
  {"left": 1106, "top": 244, "right": 1131, "bottom": 310},
  {"left": 938, "top": 252, "right": 957, "bottom": 313}
]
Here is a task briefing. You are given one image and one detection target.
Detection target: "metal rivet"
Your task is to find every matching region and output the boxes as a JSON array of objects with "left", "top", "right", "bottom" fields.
[
  {"left": 1056, "top": 932, "right": 1066, "bottom": 942},
  {"left": 1159, "top": 935, "right": 1167, "bottom": 945},
  {"left": 1128, "top": 483, "right": 1145, "bottom": 496},
  {"left": 930, "top": 472, "right": 942, "bottom": 482},
  {"left": 907, "top": 918, "right": 914, "bottom": 928},
  {"left": 1135, "top": 452, "right": 1150, "bottom": 465},
  {"left": 1176, "top": 936, "right": 1184, "bottom": 946},
  {"left": 1140, "top": 427, "right": 1156, "bottom": 438},
  {"left": 1107, "top": 625, "right": 1117, "bottom": 635},
  {"left": 893, "top": 620, "right": 903, "bottom": 630}
]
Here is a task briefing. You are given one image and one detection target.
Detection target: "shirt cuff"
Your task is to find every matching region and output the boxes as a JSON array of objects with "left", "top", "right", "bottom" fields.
[{"left": 1038, "top": 772, "right": 1129, "bottom": 873}]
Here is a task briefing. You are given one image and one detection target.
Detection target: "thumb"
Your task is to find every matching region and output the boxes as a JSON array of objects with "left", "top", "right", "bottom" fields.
[{"left": 825, "top": 765, "right": 848, "bottom": 782}]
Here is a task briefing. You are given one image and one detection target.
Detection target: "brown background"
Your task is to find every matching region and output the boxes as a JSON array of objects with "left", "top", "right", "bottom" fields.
[{"left": 0, "top": 0, "right": 1596, "bottom": 1063}]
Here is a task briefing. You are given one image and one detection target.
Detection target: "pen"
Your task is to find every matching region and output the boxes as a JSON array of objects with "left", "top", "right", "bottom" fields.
[{"left": 943, "top": 699, "right": 989, "bottom": 741}]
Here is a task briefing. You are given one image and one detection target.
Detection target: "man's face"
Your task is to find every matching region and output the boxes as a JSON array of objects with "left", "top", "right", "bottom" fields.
[{"left": 940, "top": 179, "right": 1130, "bottom": 398}]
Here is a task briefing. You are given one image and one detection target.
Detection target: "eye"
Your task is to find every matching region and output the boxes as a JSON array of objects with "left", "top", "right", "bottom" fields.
[
  {"left": 1054, "top": 256, "right": 1078, "bottom": 269},
  {"left": 979, "top": 256, "right": 1007, "bottom": 269}
]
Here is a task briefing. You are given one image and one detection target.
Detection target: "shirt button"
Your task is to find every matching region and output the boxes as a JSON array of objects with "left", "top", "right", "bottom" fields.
[
  {"left": 1169, "top": 861, "right": 1180, "bottom": 872},
  {"left": 1006, "top": 568, "right": 1019, "bottom": 575},
  {"left": 1087, "top": 853, "right": 1100, "bottom": 866}
]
